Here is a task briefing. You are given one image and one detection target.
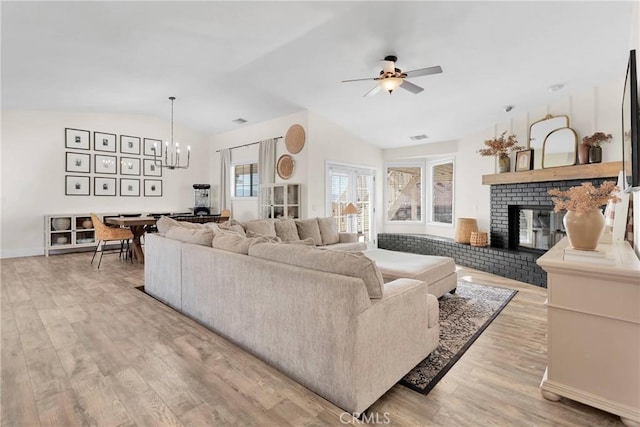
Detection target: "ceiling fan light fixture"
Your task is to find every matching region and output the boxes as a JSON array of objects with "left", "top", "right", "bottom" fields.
[{"left": 379, "top": 77, "right": 403, "bottom": 94}]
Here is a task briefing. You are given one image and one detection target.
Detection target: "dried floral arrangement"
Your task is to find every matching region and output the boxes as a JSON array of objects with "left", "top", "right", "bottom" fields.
[
  {"left": 582, "top": 132, "right": 613, "bottom": 147},
  {"left": 477, "top": 131, "right": 524, "bottom": 157},
  {"left": 548, "top": 181, "right": 619, "bottom": 215}
]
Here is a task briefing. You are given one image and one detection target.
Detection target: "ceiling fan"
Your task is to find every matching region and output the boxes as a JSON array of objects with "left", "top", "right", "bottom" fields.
[{"left": 342, "top": 55, "right": 442, "bottom": 97}]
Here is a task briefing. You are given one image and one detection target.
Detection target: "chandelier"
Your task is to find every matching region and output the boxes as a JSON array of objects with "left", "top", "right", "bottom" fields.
[{"left": 153, "top": 96, "right": 190, "bottom": 170}]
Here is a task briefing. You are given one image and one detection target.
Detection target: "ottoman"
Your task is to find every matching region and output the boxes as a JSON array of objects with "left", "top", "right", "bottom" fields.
[{"left": 363, "top": 248, "right": 457, "bottom": 298}]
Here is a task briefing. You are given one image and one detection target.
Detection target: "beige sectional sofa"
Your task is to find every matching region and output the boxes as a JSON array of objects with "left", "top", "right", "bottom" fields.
[{"left": 144, "top": 218, "right": 440, "bottom": 414}]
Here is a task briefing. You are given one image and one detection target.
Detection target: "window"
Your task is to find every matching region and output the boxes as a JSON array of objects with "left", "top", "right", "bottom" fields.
[
  {"left": 428, "top": 159, "right": 454, "bottom": 224},
  {"left": 233, "top": 162, "right": 258, "bottom": 197},
  {"left": 326, "top": 163, "right": 376, "bottom": 243},
  {"left": 386, "top": 163, "right": 424, "bottom": 222}
]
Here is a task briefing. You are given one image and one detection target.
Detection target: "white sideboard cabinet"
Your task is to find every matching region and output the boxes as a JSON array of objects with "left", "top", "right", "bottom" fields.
[
  {"left": 537, "top": 237, "right": 640, "bottom": 426},
  {"left": 45, "top": 214, "right": 97, "bottom": 256}
]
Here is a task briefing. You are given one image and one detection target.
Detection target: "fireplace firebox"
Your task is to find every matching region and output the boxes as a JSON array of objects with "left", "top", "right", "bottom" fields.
[{"left": 508, "top": 205, "right": 566, "bottom": 252}]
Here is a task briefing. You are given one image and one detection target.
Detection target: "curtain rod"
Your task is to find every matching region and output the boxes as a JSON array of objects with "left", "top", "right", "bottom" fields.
[{"left": 216, "top": 136, "right": 283, "bottom": 153}]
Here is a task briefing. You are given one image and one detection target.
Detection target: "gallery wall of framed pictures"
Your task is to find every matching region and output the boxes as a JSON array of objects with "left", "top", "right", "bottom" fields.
[{"left": 64, "top": 128, "right": 164, "bottom": 197}]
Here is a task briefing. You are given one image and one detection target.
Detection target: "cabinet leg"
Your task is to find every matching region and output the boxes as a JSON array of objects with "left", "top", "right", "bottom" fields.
[
  {"left": 540, "top": 389, "right": 561, "bottom": 402},
  {"left": 621, "top": 417, "right": 640, "bottom": 427}
]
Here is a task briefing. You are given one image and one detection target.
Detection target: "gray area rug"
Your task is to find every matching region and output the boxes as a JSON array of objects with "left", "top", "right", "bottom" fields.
[{"left": 400, "top": 281, "right": 517, "bottom": 394}]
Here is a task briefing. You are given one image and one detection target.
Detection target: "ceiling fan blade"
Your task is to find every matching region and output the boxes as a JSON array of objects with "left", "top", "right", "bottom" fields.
[
  {"left": 400, "top": 80, "right": 424, "bottom": 94},
  {"left": 381, "top": 60, "right": 395, "bottom": 74},
  {"left": 363, "top": 85, "right": 382, "bottom": 97},
  {"left": 342, "top": 77, "right": 376, "bottom": 83},
  {"left": 404, "top": 65, "right": 443, "bottom": 78}
]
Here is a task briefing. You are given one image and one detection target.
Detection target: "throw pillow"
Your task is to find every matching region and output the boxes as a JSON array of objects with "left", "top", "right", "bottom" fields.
[
  {"left": 203, "top": 222, "right": 221, "bottom": 234},
  {"left": 212, "top": 232, "right": 270, "bottom": 255},
  {"left": 274, "top": 219, "right": 300, "bottom": 242},
  {"left": 317, "top": 217, "right": 339, "bottom": 245},
  {"left": 156, "top": 216, "right": 204, "bottom": 234},
  {"left": 164, "top": 227, "right": 214, "bottom": 246},
  {"left": 295, "top": 218, "right": 322, "bottom": 246},
  {"left": 244, "top": 220, "right": 277, "bottom": 237},
  {"left": 218, "top": 221, "right": 246, "bottom": 237},
  {"left": 246, "top": 230, "right": 282, "bottom": 243}
]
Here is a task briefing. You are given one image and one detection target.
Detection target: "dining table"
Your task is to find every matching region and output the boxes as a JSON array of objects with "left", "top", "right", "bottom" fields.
[{"left": 105, "top": 216, "right": 157, "bottom": 263}]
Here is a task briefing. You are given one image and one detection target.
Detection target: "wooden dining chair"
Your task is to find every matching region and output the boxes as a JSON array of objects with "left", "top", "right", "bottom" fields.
[{"left": 90, "top": 213, "right": 134, "bottom": 268}]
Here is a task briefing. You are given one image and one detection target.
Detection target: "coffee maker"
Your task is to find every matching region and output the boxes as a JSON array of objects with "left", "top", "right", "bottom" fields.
[{"left": 193, "top": 184, "right": 211, "bottom": 215}]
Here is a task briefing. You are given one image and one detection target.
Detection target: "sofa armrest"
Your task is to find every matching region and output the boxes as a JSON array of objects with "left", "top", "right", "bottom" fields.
[
  {"left": 353, "top": 278, "right": 439, "bottom": 412},
  {"left": 338, "top": 232, "right": 358, "bottom": 243}
]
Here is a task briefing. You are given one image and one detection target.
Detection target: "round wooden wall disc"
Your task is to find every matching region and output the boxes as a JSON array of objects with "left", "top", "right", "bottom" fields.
[
  {"left": 285, "top": 124, "right": 305, "bottom": 154},
  {"left": 277, "top": 154, "right": 295, "bottom": 180}
]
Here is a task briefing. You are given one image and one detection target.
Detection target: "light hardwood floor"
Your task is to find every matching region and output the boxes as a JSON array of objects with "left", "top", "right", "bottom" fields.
[{"left": 1, "top": 252, "right": 624, "bottom": 426}]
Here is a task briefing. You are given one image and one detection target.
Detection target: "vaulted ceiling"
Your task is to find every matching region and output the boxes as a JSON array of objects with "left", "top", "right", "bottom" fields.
[{"left": 1, "top": 1, "right": 633, "bottom": 148}]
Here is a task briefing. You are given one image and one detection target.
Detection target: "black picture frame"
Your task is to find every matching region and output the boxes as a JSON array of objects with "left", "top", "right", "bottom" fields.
[
  {"left": 143, "top": 158, "right": 162, "bottom": 177},
  {"left": 94, "top": 131, "right": 117, "bottom": 152},
  {"left": 144, "top": 138, "right": 163, "bottom": 156},
  {"left": 94, "top": 177, "right": 116, "bottom": 196},
  {"left": 65, "top": 128, "right": 90, "bottom": 150},
  {"left": 65, "top": 152, "right": 90, "bottom": 173},
  {"left": 144, "top": 179, "right": 163, "bottom": 197},
  {"left": 94, "top": 154, "right": 117, "bottom": 174},
  {"left": 515, "top": 149, "right": 534, "bottom": 172},
  {"left": 120, "top": 178, "right": 140, "bottom": 197},
  {"left": 622, "top": 49, "right": 639, "bottom": 189},
  {"left": 120, "top": 156, "right": 141, "bottom": 176},
  {"left": 120, "top": 135, "right": 141, "bottom": 155},
  {"left": 65, "top": 175, "right": 90, "bottom": 196}
]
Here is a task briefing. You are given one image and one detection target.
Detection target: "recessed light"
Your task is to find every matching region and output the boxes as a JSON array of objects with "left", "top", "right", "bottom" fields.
[
  {"left": 232, "top": 118, "right": 248, "bottom": 124},
  {"left": 548, "top": 83, "right": 565, "bottom": 93},
  {"left": 409, "top": 134, "right": 429, "bottom": 141}
]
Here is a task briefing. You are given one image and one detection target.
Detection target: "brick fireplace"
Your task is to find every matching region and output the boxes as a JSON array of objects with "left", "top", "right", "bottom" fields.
[{"left": 378, "top": 163, "right": 620, "bottom": 288}]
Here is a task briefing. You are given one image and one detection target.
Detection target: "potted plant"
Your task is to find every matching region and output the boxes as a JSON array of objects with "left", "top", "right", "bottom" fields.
[
  {"left": 548, "top": 180, "right": 619, "bottom": 250},
  {"left": 477, "top": 131, "right": 524, "bottom": 173},
  {"left": 581, "top": 132, "right": 612, "bottom": 164}
]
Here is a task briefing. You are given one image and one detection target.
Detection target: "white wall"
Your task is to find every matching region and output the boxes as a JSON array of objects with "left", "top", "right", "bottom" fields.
[
  {"left": 209, "top": 110, "right": 385, "bottom": 232},
  {"left": 209, "top": 111, "right": 309, "bottom": 222},
  {"left": 383, "top": 77, "right": 625, "bottom": 239},
  {"left": 1, "top": 110, "right": 209, "bottom": 258}
]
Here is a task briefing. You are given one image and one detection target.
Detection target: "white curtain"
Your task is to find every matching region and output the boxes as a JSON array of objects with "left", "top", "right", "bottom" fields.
[
  {"left": 258, "top": 138, "right": 277, "bottom": 214},
  {"left": 219, "top": 148, "right": 231, "bottom": 211}
]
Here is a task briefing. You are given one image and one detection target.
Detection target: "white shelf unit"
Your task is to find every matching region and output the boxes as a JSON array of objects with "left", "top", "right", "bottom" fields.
[
  {"left": 260, "top": 183, "right": 301, "bottom": 219},
  {"left": 45, "top": 214, "right": 96, "bottom": 256}
]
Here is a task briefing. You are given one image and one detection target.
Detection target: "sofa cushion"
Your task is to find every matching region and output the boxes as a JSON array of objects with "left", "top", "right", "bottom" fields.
[
  {"left": 295, "top": 218, "right": 322, "bottom": 246},
  {"left": 249, "top": 243, "right": 384, "bottom": 298},
  {"left": 212, "top": 232, "right": 269, "bottom": 255},
  {"left": 317, "top": 217, "right": 339, "bottom": 245},
  {"left": 244, "top": 220, "right": 277, "bottom": 237},
  {"left": 246, "top": 230, "right": 282, "bottom": 243},
  {"left": 156, "top": 216, "right": 204, "bottom": 234},
  {"left": 274, "top": 219, "right": 300, "bottom": 242},
  {"left": 165, "top": 227, "right": 214, "bottom": 246},
  {"left": 218, "top": 221, "right": 246, "bottom": 237},
  {"left": 288, "top": 237, "right": 315, "bottom": 246}
]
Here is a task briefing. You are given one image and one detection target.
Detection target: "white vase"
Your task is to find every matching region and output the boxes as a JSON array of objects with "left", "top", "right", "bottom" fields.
[{"left": 52, "top": 217, "right": 71, "bottom": 231}]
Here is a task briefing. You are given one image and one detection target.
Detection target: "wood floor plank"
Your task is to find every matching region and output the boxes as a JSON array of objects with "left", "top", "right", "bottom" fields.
[{"left": 0, "top": 253, "right": 627, "bottom": 426}]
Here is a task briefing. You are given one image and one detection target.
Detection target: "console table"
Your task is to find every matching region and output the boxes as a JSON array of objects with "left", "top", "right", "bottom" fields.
[{"left": 537, "top": 238, "right": 640, "bottom": 426}]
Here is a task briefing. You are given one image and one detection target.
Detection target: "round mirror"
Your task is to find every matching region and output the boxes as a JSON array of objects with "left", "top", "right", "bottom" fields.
[
  {"left": 542, "top": 128, "right": 577, "bottom": 168},
  {"left": 529, "top": 115, "right": 569, "bottom": 169}
]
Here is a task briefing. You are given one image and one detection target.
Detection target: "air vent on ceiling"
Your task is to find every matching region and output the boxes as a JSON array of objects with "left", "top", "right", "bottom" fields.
[
  {"left": 232, "top": 118, "right": 248, "bottom": 124},
  {"left": 409, "top": 134, "right": 429, "bottom": 141}
]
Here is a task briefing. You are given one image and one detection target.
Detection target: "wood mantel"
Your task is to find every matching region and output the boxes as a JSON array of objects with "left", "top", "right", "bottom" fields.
[{"left": 482, "top": 162, "right": 622, "bottom": 185}]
